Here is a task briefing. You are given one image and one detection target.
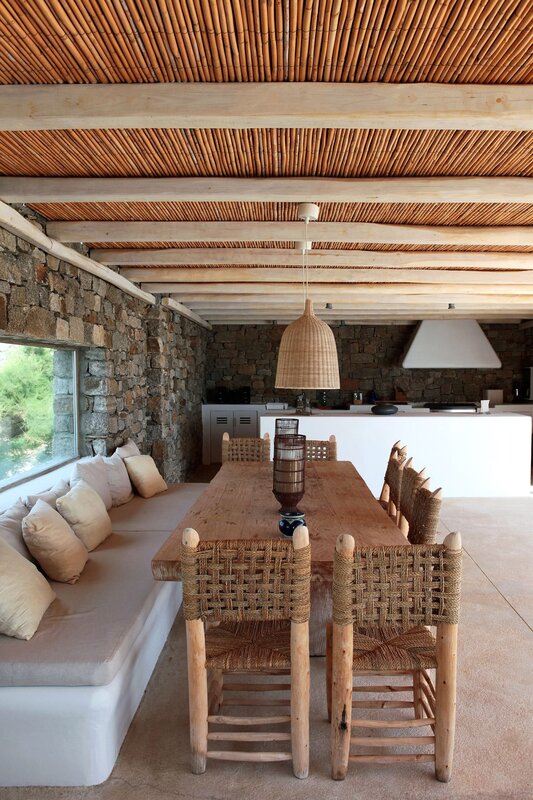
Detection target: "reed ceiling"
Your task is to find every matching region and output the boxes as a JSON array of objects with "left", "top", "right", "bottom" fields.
[{"left": 0, "top": 0, "right": 532, "bottom": 323}]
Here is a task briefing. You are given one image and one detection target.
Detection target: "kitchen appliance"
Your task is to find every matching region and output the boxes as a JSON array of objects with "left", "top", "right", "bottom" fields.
[{"left": 424, "top": 403, "right": 478, "bottom": 413}]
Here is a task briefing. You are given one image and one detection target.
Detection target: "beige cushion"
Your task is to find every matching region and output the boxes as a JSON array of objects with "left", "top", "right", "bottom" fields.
[
  {"left": 103, "top": 452, "right": 133, "bottom": 506},
  {"left": 71, "top": 456, "right": 112, "bottom": 510},
  {"left": 56, "top": 480, "right": 112, "bottom": 551},
  {"left": 0, "top": 499, "right": 32, "bottom": 560},
  {"left": 0, "top": 538, "right": 56, "bottom": 640},
  {"left": 22, "top": 500, "right": 89, "bottom": 584},
  {"left": 125, "top": 455, "right": 167, "bottom": 499},
  {"left": 22, "top": 479, "right": 70, "bottom": 511},
  {"left": 115, "top": 439, "right": 141, "bottom": 459}
]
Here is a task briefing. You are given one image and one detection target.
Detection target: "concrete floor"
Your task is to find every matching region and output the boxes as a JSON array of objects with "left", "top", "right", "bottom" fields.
[{"left": 2, "top": 495, "right": 532, "bottom": 800}]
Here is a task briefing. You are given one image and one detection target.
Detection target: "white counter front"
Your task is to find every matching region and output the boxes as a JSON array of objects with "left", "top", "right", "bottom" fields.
[{"left": 260, "top": 412, "right": 532, "bottom": 498}]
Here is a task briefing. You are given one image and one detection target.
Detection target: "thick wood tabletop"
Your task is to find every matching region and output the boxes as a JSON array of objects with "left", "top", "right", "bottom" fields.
[{"left": 152, "top": 461, "right": 405, "bottom": 581}]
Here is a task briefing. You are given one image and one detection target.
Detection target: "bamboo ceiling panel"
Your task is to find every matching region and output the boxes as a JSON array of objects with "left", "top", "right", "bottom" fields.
[
  {"left": 0, "top": 0, "right": 531, "bottom": 85},
  {"left": 1, "top": 129, "right": 531, "bottom": 179},
  {"left": 82, "top": 242, "right": 533, "bottom": 255},
  {"left": 30, "top": 202, "right": 533, "bottom": 228}
]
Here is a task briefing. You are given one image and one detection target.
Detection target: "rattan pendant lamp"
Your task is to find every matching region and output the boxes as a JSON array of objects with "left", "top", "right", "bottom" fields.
[{"left": 275, "top": 203, "right": 340, "bottom": 390}]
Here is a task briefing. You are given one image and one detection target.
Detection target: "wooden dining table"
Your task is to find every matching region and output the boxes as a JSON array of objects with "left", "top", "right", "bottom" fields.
[{"left": 152, "top": 460, "right": 406, "bottom": 655}]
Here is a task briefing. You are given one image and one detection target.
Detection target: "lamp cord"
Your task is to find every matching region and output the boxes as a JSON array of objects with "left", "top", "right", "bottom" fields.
[{"left": 303, "top": 217, "right": 309, "bottom": 303}]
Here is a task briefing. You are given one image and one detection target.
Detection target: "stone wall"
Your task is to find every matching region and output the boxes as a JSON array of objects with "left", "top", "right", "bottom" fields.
[
  {"left": 206, "top": 322, "right": 530, "bottom": 406},
  {"left": 0, "top": 214, "right": 207, "bottom": 481}
]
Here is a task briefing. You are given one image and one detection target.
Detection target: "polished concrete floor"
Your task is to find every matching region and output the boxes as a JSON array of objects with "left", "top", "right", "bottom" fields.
[{"left": 2, "top": 494, "right": 532, "bottom": 800}]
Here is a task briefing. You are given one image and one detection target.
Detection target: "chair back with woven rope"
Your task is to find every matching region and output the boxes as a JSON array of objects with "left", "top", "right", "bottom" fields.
[
  {"left": 305, "top": 434, "right": 337, "bottom": 461},
  {"left": 221, "top": 432, "right": 270, "bottom": 463},
  {"left": 182, "top": 527, "right": 310, "bottom": 778},
  {"left": 398, "top": 458, "right": 428, "bottom": 534},
  {"left": 333, "top": 540, "right": 461, "bottom": 630},
  {"left": 408, "top": 486, "right": 443, "bottom": 545},
  {"left": 182, "top": 536, "right": 311, "bottom": 624},
  {"left": 329, "top": 531, "right": 462, "bottom": 783}
]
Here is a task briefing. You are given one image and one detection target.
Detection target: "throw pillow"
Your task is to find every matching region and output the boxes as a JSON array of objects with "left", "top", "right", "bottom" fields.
[
  {"left": 0, "top": 539, "right": 56, "bottom": 640},
  {"left": 124, "top": 455, "right": 168, "bottom": 499},
  {"left": 71, "top": 455, "right": 112, "bottom": 510},
  {"left": 0, "top": 499, "right": 32, "bottom": 560},
  {"left": 56, "top": 480, "right": 112, "bottom": 551},
  {"left": 103, "top": 452, "right": 134, "bottom": 506},
  {"left": 22, "top": 478, "right": 70, "bottom": 510},
  {"left": 115, "top": 438, "right": 141, "bottom": 459},
  {"left": 22, "top": 500, "right": 89, "bottom": 584}
]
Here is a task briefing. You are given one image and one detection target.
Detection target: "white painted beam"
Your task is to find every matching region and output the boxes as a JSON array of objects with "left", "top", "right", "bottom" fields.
[
  {"left": 0, "top": 201, "right": 154, "bottom": 305},
  {"left": 3, "top": 176, "right": 533, "bottom": 204},
  {"left": 1, "top": 83, "right": 531, "bottom": 131},
  {"left": 119, "top": 267, "right": 533, "bottom": 285},
  {"left": 160, "top": 297, "right": 211, "bottom": 330}
]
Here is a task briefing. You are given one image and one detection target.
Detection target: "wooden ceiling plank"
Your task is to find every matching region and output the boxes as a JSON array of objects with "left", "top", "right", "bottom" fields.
[
  {"left": 3, "top": 176, "right": 533, "bottom": 204},
  {"left": 119, "top": 267, "right": 533, "bottom": 285},
  {"left": 1, "top": 83, "right": 532, "bottom": 131}
]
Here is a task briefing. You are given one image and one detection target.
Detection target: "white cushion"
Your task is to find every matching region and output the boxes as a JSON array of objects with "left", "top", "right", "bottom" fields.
[
  {"left": 22, "top": 479, "right": 70, "bottom": 510},
  {"left": 71, "top": 455, "right": 112, "bottom": 510},
  {"left": 124, "top": 455, "right": 168, "bottom": 499},
  {"left": 115, "top": 439, "right": 141, "bottom": 459},
  {"left": 22, "top": 500, "right": 89, "bottom": 584},
  {"left": 56, "top": 480, "right": 112, "bottom": 552},
  {"left": 0, "top": 499, "right": 32, "bottom": 560},
  {"left": 0, "top": 539, "right": 56, "bottom": 640},
  {"left": 103, "top": 452, "right": 133, "bottom": 506}
]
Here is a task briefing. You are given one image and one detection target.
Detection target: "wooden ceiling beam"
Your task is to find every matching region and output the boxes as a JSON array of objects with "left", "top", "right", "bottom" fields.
[
  {"left": 1, "top": 83, "right": 531, "bottom": 132},
  {"left": 144, "top": 281, "right": 533, "bottom": 297},
  {"left": 100, "top": 249, "right": 533, "bottom": 274},
  {"left": 120, "top": 267, "right": 533, "bottom": 285},
  {"left": 3, "top": 176, "right": 533, "bottom": 204},
  {"left": 160, "top": 297, "right": 211, "bottom": 330},
  {"left": 161, "top": 293, "right": 533, "bottom": 308},
  {"left": 50, "top": 219, "right": 533, "bottom": 246}
]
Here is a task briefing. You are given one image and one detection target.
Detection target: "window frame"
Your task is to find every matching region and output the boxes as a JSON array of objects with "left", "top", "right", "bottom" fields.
[{"left": 0, "top": 338, "right": 81, "bottom": 492}]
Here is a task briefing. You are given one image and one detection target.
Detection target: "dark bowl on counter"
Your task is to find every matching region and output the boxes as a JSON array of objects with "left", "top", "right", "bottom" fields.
[{"left": 371, "top": 403, "right": 399, "bottom": 415}]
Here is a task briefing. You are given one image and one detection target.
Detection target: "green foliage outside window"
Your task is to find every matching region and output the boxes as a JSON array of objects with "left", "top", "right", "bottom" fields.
[{"left": 0, "top": 345, "right": 54, "bottom": 480}]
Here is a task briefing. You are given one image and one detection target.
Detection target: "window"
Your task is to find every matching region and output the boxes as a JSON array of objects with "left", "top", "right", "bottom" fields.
[{"left": 0, "top": 342, "right": 78, "bottom": 489}]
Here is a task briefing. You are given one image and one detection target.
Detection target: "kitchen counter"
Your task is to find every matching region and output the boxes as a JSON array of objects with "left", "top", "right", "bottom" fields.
[{"left": 260, "top": 411, "right": 532, "bottom": 497}]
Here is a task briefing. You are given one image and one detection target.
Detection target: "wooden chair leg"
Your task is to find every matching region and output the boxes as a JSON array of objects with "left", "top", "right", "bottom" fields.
[
  {"left": 326, "top": 622, "right": 333, "bottom": 722},
  {"left": 291, "top": 621, "right": 310, "bottom": 779},
  {"left": 208, "top": 669, "right": 224, "bottom": 714},
  {"left": 435, "top": 623, "right": 458, "bottom": 783},
  {"left": 330, "top": 621, "right": 353, "bottom": 780},
  {"left": 412, "top": 670, "right": 424, "bottom": 718},
  {"left": 186, "top": 618, "right": 209, "bottom": 775}
]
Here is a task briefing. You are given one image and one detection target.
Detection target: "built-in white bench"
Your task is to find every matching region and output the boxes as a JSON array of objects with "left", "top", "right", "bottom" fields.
[{"left": 0, "top": 483, "right": 207, "bottom": 787}]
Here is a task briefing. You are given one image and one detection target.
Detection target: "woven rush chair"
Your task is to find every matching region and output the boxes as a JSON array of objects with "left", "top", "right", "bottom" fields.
[
  {"left": 379, "top": 441, "right": 407, "bottom": 518},
  {"left": 181, "top": 526, "right": 311, "bottom": 778},
  {"left": 221, "top": 431, "right": 270, "bottom": 463},
  {"left": 327, "top": 532, "right": 462, "bottom": 782},
  {"left": 379, "top": 449, "right": 405, "bottom": 525},
  {"left": 408, "top": 485, "right": 443, "bottom": 545},
  {"left": 306, "top": 434, "right": 337, "bottom": 461},
  {"left": 398, "top": 458, "right": 428, "bottom": 536}
]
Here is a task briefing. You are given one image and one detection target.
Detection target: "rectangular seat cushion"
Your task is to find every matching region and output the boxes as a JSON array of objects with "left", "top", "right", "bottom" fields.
[{"left": 0, "top": 483, "right": 208, "bottom": 687}]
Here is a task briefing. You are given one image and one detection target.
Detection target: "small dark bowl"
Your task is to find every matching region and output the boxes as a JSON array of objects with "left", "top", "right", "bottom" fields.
[{"left": 371, "top": 403, "right": 398, "bottom": 415}]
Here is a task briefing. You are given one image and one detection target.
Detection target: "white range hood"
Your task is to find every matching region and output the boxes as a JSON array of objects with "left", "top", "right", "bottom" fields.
[{"left": 402, "top": 320, "right": 502, "bottom": 369}]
